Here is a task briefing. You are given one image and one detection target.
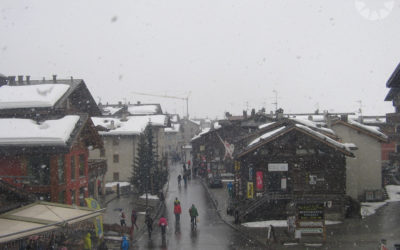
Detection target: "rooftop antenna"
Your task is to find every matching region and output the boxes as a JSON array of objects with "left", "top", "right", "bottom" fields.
[
  {"left": 357, "top": 100, "right": 363, "bottom": 116},
  {"left": 272, "top": 90, "right": 278, "bottom": 111}
]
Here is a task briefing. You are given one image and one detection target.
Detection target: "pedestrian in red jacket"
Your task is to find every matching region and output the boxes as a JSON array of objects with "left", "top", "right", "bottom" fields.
[{"left": 174, "top": 203, "right": 182, "bottom": 223}]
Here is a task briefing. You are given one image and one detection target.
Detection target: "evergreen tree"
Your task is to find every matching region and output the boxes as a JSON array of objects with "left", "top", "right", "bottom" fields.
[
  {"left": 145, "top": 124, "right": 160, "bottom": 194},
  {"left": 131, "top": 133, "right": 148, "bottom": 194}
]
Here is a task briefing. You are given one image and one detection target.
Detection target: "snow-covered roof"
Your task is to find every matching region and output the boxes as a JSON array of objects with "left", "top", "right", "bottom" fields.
[
  {"left": 248, "top": 127, "right": 286, "bottom": 147},
  {"left": 0, "top": 116, "right": 79, "bottom": 146},
  {"left": 258, "top": 122, "right": 275, "bottom": 129},
  {"left": 348, "top": 119, "right": 387, "bottom": 139},
  {"left": 213, "top": 121, "right": 221, "bottom": 129},
  {"left": 170, "top": 114, "right": 179, "bottom": 123},
  {"left": 127, "top": 105, "right": 160, "bottom": 115},
  {"left": 102, "top": 106, "right": 123, "bottom": 115},
  {"left": 290, "top": 117, "right": 335, "bottom": 135},
  {"left": 295, "top": 124, "right": 352, "bottom": 152},
  {"left": 362, "top": 117, "right": 386, "bottom": 124},
  {"left": 165, "top": 123, "right": 180, "bottom": 133},
  {"left": 0, "top": 84, "right": 70, "bottom": 109},
  {"left": 92, "top": 115, "right": 167, "bottom": 135},
  {"left": 190, "top": 119, "right": 201, "bottom": 125},
  {"left": 191, "top": 127, "right": 210, "bottom": 141}
]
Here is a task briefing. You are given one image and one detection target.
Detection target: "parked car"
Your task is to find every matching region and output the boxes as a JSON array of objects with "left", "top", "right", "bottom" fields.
[{"left": 208, "top": 176, "right": 223, "bottom": 188}]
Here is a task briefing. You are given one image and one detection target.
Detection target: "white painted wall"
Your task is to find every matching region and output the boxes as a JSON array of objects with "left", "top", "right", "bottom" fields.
[{"left": 331, "top": 124, "right": 382, "bottom": 200}]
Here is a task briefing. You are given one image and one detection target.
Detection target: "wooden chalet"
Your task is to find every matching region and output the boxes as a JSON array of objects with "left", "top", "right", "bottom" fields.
[
  {"left": 385, "top": 62, "right": 400, "bottom": 167},
  {"left": 191, "top": 112, "right": 274, "bottom": 176},
  {"left": 0, "top": 115, "right": 103, "bottom": 205},
  {"left": 0, "top": 75, "right": 106, "bottom": 204},
  {"left": 234, "top": 119, "right": 354, "bottom": 221},
  {"left": 0, "top": 75, "right": 101, "bottom": 119}
]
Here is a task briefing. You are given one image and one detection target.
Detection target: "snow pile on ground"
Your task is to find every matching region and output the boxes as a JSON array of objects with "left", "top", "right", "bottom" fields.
[
  {"left": 242, "top": 220, "right": 342, "bottom": 228},
  {"left": 361, "top": 185, "right": 400, "bottom": 218},
  {"left": 242, "top": 220, "right": 287, "bottom": 228},
  {"left": 386, "top": 185, "right": 400, "bottom": 202},
  {"left": 139, "top": 194, "right": 159, "bottom": 200},
  {"left": 105, "top": 182, "right": 131, "bottom": 188},
  {"left": 361, "top": 202, "right": 386, "bottom": 218}
]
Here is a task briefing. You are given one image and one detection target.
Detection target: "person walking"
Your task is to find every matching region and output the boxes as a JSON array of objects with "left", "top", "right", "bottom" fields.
[
  {"left": 145, "top": 213, "right": 153, "bottom": 239},
  {"left": 121, "top": 235, "right": 129, "bottom": 250},
  {"left": 130, "top": 208, "right": 139, "bottom": 239},
  {"left": 189, "top": 204, "right": 199, "bottom": 229},
  {"left": 177, "top": 174, "right": 182, "bottom": 187},
  {"left": 174, "top": 197, "right": 180, "bottom": 205},
  {"left": 83, "top": 232, "right": 91, "bottom": 250},
  {"left": 158, "top": 215, "right": 168, "bottom": 238},
  {"left": 119, "top": 209, "right": 126, "bottom": 227},
  {"left": 174, "top": 202, "right": 182, "bottom": 223},
  {"left": 183, "top": 173, "right": 188, "bottom": 186}
]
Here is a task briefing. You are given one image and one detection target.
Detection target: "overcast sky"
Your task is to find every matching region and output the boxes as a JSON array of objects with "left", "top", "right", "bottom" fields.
[{"left": 1, "top": 0, "right": 400, "bottom": 119}]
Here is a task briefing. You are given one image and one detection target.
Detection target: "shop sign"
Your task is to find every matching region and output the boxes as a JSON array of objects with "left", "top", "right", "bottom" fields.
[
  {"left": 256, "top": 171, "right": 263, "bottom": 190},
  {"left": 249, "top": 167, "right": 253, "bottom": 181},
  {"left": 247, "top": 182, "right": 254, "bottom": 199},
  {"left": 298, "top": 203, "right": 324, "bottom": 220},
  {"left": 268, "top": 163, "right": 288, "bottom": 172},
  {"left": 298, "top": 228, "right": 323, "bottom": 234},
  {"left": 200, "top": 145, "right": 205, "bottom": 151},
  {"left": 299, "top": 221, "right": 323, "bottom": 227}
]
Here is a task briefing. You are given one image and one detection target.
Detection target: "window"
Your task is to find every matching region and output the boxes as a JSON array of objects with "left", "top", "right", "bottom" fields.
[
  {"left": 71, "top": 156, "right": 76, "bottom": 180},
  {"left": 396, "top": 124, "right": 400, "bottom": 134},
  {"left": 113, "top": 172, "right": 119, "bottom": 181},
  {"left": 57, "top": 156, "right": 65, "bottom": 184},
  {"left": 113, "top": 154, "right": 119, "bottom": 163},
  {"left": 27, "top": 156, "right": 50, "bottom": 185},
  {"left": 71, "top": 189, "right": 76, "bottom": 205},
  {"left": 58, "top": 190, "right": 65, "bottom": 203},
  {"left": 79, "top": 154, "right": 85, "bottom": 176},
  {"left": 100, "top": 148, "right": 105, "bottom": 157},
  {"left": 113, "top": 137, "right": 119, "bottom": 146},
  {"left": 396, "top": 144, "right": 400, "bottom": 153}
]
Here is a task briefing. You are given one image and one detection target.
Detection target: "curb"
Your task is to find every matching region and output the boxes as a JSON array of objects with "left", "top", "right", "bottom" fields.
[{"left": 200, "top": 179, "right": 267, "bottom": 247}]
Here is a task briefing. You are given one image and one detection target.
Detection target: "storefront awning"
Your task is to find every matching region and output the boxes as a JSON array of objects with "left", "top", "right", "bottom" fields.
[{"left": 0, "top": 201, "right": 104, "bottom": 243}]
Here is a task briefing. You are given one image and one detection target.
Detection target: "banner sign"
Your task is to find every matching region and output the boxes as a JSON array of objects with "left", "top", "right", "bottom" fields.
[
  {"left": 85, "top": 198, "right": 104, "bottom": 238},
  {"left": 268, "top": 163, "right": 288, "bottom": 172},
  {"left": 256, "top": 171, "right": 263, "bottom": 190},
  {"left": 247, "top": 182, "right": 254, "bottom": 199}
]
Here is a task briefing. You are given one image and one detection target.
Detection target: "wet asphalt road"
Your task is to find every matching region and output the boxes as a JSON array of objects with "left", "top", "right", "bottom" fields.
[{"left": 133, "top": 163, "right": 263, "bottom": 250}]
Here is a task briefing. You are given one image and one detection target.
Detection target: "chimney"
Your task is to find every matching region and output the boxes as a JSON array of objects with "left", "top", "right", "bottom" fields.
[
  {"left": 26, "top": 75, "right": 30, "bottom": 84},
  {"left": 18, "top": 75, "right": 23, "bottom": 85},
  {"left": 251, "top": 108, "right": 256, "bottom": 117},
  {"left": 276, "top": 108, "right": 284, "bottom": 120},
  {"left": 8, "top": 76, "right": 16, "bottom": 85},
  {"left": 52, "top": 75, "right": 57, "bottom": 83},
  {"left": 340, "top": 115, "right": 348, "bottom": 122},
  {"left": 0, "top": 74, "right": 7, "bottom": 87},
  {"left": 70, "top": 76, "right": 73, "bottom": 82},
  {"left": 137, "top": 101, "right": 141, "bottom": 105},
  {"left": 243, "top": 110, "right": 247, "bottom": 118}
]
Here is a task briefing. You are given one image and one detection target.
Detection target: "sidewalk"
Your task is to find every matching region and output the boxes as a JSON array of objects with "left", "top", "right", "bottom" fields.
[
  {"left": 201, "top": 179, "right": 299, "bottom": 249},
  {"left": 101, "top": 182, "right": 168, "bottom": 249}
]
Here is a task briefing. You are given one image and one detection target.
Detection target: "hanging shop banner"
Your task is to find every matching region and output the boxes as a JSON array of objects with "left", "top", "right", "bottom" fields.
[
  {"left": 234, "top": 161, "right": 241, "bottom": 171},
  {"left": 247, "top": 182, "right": 254, "bottom": 199},
  {"left": 256, "top": 171, "right": 263, "bottom": 190},
  {"left": 249, "top": 167, "right": 253, "bottom": 181},
  {"left": 85, "top": 198, "right": 104, "bottom": 238}
]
